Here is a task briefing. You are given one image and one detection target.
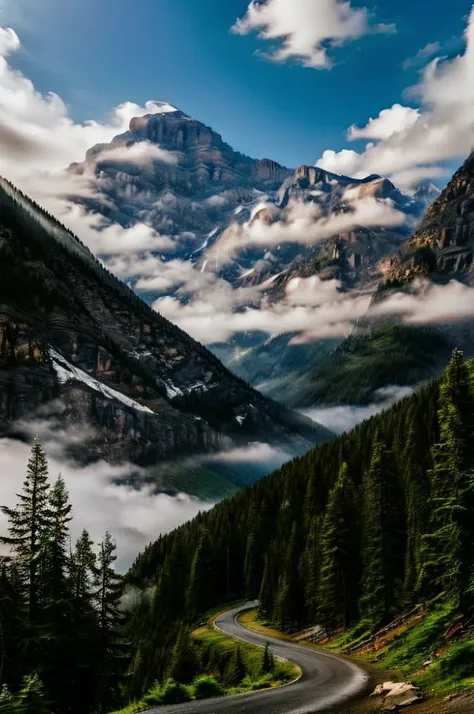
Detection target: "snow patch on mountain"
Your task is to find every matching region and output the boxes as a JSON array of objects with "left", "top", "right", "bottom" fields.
[{"left": 50, "top": 348, "right": 155, "bottom": 414}]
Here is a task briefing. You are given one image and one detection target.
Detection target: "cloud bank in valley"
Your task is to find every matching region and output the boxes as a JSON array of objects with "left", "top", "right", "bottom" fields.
[
  {"left": 302, "top": 385, "right": 415, "bottom": 434},
  {"left": 0, "top": 434, "right": 214, "bottom": 571}
]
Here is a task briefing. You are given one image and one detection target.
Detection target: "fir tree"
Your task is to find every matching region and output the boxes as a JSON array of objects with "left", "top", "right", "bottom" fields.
[
  {"left": 261, "top": 643, "right": 274, "bottom": 674},
  {"left": 317, "top": 463, "right": 358, "bottom": 629},
  {"left": 0, "top": 440, "right": 51, "bottom": 623},
  {"left": 226, "top": 645, "right": 246, "bottom": 685},
  {"left": 95, "top": 531, "right": 125, "bottom": 712},
  {"left": 359, "top": 438, "right": 403, "bottom": 626},
  {"left": 420, "top": 349, "right": 474, "bottom": 609}
]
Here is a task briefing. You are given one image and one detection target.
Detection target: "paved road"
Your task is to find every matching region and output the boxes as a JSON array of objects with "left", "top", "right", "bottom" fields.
[{"left": 150, "top": 602, "right": 369, "bottom": 714}]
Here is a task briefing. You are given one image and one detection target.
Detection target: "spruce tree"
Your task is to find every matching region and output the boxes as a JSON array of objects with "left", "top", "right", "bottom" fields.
[
  {"left": 0, "top": 440, "right": 51, "bottom": 624},
  {"left": 95, "top": 531, "right": 125, "bottom": 712},
  {"left": 226, "top": 645, "right": 246, "bottom": 685},
  {"left": 261, "top": 643, "right": 274, "bottom": 674},
  {"left": 169, "top": 627, "right": 200, "bottom": 684},
  {"left": 420, "top": 349, "right": 474, "bottom": 609},
  {"left": 40, "top": 477, "right": 74, "bottom": 712},
  {"left": 359, "top": 438, "right": 403, "bottom": 626},
  {"left": 186, "top": 529, "right": 214, "bottom": 619},
  {"left": 317, "top": 463, "right": 358, "bottom": 629}
]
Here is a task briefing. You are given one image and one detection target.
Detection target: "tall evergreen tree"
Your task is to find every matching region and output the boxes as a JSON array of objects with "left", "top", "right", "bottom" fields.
[
  {"left": 317, "top": 463, "right": 359, "bottom": 629},
  {"left": 0, "top": 440, "right": 51, "bottom": 624},
  {"left": 359, "top": 438, "right": 404, "bottom": 626},
  {"left": 95, "top": 532, "right": 125, "bottom": 712},
  {"left": 420, "top": 349, "right": 474, "bottom": 609}
]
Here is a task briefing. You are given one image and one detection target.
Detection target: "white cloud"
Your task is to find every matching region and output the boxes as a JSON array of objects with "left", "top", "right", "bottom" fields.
[
  {"left": 316, "top": 7, "right": 474, "bottom": 188},
  {"left": 0, "top": 26, "right": 19, "bottom": 55},
  {"left": 301, "top": 385, "right": 414, "bottom": 433},
  {"left": 206, "top": 194, "right": 406, "bottom": 264},
  {"left": 232, "top": 0, "right": 395, "bottom": 69},
  {"left": 0, "top": 437, "right": 213, "bottom": 571},
  {"left": 348, "top": 104, "right": 420, "bottom": 141},
  {"left": 89, "top": 141, "right": 179, "bottom": 168},
  {"left": 403, "top": 41, "right": 441, "bottom": 70},
  {"left": 154, "top": 275, "right": 371, "bottom": 345},
  {"left": 373, "top": 278, "right": 474, "bottom": 325}
]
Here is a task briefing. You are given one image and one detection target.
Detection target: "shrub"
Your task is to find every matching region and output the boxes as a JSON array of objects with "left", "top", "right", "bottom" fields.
[
  {"left": 193, "top": 675, "right": 224, "bottom": 700},
  {"left": 438, "top": 642, "right": 474, "bottom": 680},
  {"left": 159, "top": 679, "right": 192, "bottom": 705},
  {"left": 143, "top": 681, "right": 162, "bottom": 706}
]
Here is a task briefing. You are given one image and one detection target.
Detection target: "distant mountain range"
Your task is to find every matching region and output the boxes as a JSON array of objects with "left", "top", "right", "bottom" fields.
[
  {"left": 0, "top": 177, "right": 330, "bottom": 500},
  {"left": 67, "top": 104, "right": 441, "bottom": 402}
]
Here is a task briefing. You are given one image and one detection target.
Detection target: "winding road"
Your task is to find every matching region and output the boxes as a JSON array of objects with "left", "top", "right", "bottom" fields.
[{"left": 150, "top": 602, "right": 369, "bottom": 714}]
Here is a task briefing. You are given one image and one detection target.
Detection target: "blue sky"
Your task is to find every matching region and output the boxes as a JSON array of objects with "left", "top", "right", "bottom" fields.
[{"left": 1, "top": 0, "right": 471, "bottom": 169}]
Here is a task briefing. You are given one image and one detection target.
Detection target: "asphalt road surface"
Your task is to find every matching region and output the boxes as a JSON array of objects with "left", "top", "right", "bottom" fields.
[{"left": 149, "top": 602, "right": 369, "bottom": 714}]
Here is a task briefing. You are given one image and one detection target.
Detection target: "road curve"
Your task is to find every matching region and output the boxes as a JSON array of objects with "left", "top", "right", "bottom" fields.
[{"left": 149, "top": 602, "right": 369, "bottom": 714}]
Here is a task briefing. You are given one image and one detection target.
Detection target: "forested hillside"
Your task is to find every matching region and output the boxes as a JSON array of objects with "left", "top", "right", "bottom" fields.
[{"left": 125, "top": 348, "right": 474, "bottom": 695}]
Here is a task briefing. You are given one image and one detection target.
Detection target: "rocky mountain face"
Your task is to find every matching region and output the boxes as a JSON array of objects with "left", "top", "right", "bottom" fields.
[
  {"left": 0, "top": 177, "right": 331, "bottom": 497},
  {"left": 69, "top": 106, "right": 291, "bottom": 253},
  {"left": 67, "top": 105, "right": 438, "bottom": 408},
  {"left": 69, "top": 106, "right": 428, "bottom": 289},
  {"left": 387, "top": 151, "right": 474, "bottom": 283},
  {"left": 273, "top": 152, "right": 474, "bottom": 407}
]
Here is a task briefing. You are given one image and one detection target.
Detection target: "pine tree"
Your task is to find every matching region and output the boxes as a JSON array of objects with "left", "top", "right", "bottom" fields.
[
  {"left": 317, "top": 463, "right": 358, "bottom": 630},
  {"left": 0, "top": 440, "right": 51, "bottom": 623},
  {"left": 40, "top": 477, "right": 74, "bottom": 712},
  {"left": 226, "top": 645, "right": 246, "bottom": 685},
  {"left": 261, "top": 643, "right": 274, "bottom": 674},
  {"left": 186, "top": 529, "right": 214, "bottom": 619},
  {"left": 169, "top": 627, "right": 200, "bottom": 684},
  {"left": 15, "top": 672, "right": 51, "bottom": 714},
  {"left": 359, "top": 438, "right": 403, "bottom": 626},
  {"left": 95, "top": 531, "right": 125, "bottom": 712},
  {"left": 420, "top": 349, "right": 474, "bottom": 609},
  {"left": 69, "top": 530, "right": 101, "bottom": 714}
]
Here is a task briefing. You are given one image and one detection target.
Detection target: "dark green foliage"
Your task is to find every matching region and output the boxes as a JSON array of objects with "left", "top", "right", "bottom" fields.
[
  {"left": 193, "top": 675, "right": 224, "bottom": 699},
  {"left": 158, "top": 679, "right": 192, "bottom": 705},
  {"left": 0, "top": 442, "right": 125, "bottom": 714},
  {"left": 261, "top": 643, "right": 274, "bottom": 674},
  {"left": 169, "top": 628, "right": 201, "bottom": 684},
  {"left": 125, "top": 350, "right": 474, "bottom": 699},
  {"left": 225, "top": 645, "right": 247, "bottom": 685}
]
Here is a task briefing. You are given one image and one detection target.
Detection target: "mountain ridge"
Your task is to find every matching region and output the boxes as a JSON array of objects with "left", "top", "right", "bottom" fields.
[{"left": 0, "top": 175, "right": 331, "bottom": 496}]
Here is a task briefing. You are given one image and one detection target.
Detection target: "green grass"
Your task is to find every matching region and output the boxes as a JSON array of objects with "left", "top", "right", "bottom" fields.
[{"left": 192, "top": 624, "right": 299, "bottom": 689}]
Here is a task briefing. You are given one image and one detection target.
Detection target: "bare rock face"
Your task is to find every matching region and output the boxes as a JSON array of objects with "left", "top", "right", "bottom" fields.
[{"left": 388, "top": 151, "right": 474, "bottom": 282}]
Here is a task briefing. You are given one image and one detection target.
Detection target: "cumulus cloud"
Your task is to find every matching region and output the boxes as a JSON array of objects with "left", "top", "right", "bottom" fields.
[
  {"left": 347, "top": 104, "right": 420, "bottom": 141},
  {"left": 232, "top": 0, "right": 396, "bottom": 69},
  {"left": 301, "top": 385, "right": 414, "bottom": 433},
  {"left": 317, "top": 7, "right": 474, "bottom": 188},
  {"left": 0, "top": 436, "right": 213, "bottom": 571}
]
